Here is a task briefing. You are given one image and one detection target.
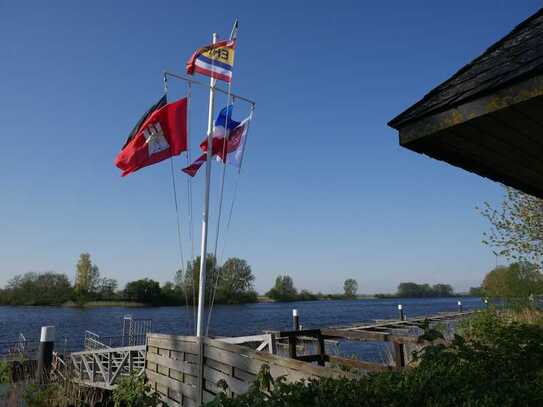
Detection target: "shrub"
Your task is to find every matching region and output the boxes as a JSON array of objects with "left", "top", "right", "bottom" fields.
[
  {"left": 0, "top": 360, "right": 10, "bottom": 384},
  {"left": 112, "top": 373, "right": 160, "bottom": 407}
]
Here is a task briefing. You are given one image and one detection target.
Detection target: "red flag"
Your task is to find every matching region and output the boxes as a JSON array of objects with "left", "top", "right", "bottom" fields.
[
  {"left": 182, "top": 153, "right": 207, "bottom": 177},
  {"left": 115, "top": 96, "right": 188, "bottom": 176}
]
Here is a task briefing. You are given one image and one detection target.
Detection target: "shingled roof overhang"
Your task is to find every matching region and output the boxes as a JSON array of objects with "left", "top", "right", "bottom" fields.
[{"left": 388, "top": 8, "right": 543, "bottom": 198}]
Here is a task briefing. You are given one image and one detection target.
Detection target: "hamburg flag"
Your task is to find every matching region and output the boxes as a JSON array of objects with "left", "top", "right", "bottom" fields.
[
  {"left": 186, "top": 40, "right": 235, "bottom": 83},
  {"left": 115, "top": 96, "right": 188, "bottom": 176}
]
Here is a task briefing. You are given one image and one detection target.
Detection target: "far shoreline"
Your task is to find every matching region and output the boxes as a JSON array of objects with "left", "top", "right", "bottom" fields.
[{"left": 0, "top": 295, "right": 479, "bottom": 308}]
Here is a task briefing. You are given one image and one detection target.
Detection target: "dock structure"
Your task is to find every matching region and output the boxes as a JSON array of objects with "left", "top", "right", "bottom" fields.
[
  {"left": 0, "top": 309, "right": 478, "bottom": 404},
  {"left": 265, "top": 310, "right": 474, "bottom": 371},
  {"left": 70, "top": 345, "right": 146, "bottom": 390},
  {"left": 322, "top": 310, "right": 473, "bottom": 342}
]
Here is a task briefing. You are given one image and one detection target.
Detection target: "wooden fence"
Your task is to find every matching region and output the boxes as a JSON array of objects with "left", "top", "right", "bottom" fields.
[{"left": 146, "top": 334, "right": 349, "bottom": 406}]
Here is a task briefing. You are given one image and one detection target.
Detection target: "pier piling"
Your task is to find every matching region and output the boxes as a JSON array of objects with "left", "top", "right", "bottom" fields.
[
  {"left": 292, "top": 309, "right": 300, "bottom": 331},
  {"left": 37, "top": 326, "right": 55, "bottom": 383},
  {"left": 398, "top": 304, "right": 405, "bottom": 321}
]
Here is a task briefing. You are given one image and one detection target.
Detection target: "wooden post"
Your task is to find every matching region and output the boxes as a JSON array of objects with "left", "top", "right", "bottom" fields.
[
  {"left": 197, "top": 337, "right": 205, "bottom": 406},
  {"left": 269, "top": 334, "right": 277, "bottom": 355},
  {"left": 288, "top": 333, "right": 297, "bottom": 359},
  {"left": 398, "top": 304, "right": 405, "bottom": 321},
  {"left": 292, "top": 309, "right": 300, "bottom": 331},
  {"left": 316, "top": 332, "right": 326, "bottom": 366},
  {"left": 37, "top": 326, "right": 55, "bottom": 383},
  {"left": 393, "top": 341, "right": 405, "bottom": 368}
]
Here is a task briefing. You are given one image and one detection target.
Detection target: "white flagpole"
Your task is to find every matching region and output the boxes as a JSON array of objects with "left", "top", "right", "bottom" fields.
[{"left": 196, "top": 32, "right": 217, "bottom": 337}]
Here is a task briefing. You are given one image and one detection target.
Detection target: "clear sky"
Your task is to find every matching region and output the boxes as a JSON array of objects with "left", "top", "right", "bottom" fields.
[{"left": 1, "top": 1, "right": 540, "bottom": 294}]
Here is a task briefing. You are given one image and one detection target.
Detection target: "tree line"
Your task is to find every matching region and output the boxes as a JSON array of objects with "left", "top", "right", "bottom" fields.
[
  {"left": 0, "top": 253, "right": 363, "bottom": 306},
  {"left": 0, "top": 253, "right": 259, "bottom": 306}
]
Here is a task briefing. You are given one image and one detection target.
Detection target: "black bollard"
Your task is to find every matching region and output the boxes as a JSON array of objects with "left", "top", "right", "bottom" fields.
[
  {"left": 398, "top": 304, "right": 405, "bottom": 321},
  {"left": 292, "top": 309, "right": 300, "bottom": 331},
  {"left": 37, "top": 326, "right": 55, "bottom": 383}
]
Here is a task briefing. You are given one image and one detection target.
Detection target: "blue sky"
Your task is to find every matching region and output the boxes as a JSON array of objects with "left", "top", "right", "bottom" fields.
[{"left": 1, "top": 1, "right": 540, "bottom": 293}]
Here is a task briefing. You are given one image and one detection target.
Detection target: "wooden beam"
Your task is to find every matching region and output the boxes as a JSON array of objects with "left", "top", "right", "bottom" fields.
[
  {"left": 327, "top": 355, "right": 392, "bottom": 373},
  {"left": 396, "top": 73, "right": 543, "bottom": 143}
]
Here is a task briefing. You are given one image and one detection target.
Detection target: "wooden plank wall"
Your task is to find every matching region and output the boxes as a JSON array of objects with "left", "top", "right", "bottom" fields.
[{"left": 146, "top": 334, "right": 348, "bottom": 406}]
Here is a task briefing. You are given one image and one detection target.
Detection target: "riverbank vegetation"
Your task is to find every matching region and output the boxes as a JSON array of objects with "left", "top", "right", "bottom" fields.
[
  {"left": 209, "top": 307, "right": 543, "bottom": 407},
  {"left": 375, "top": 282, "right": 457, "bottom": 298},
  {"left": 0, "top": 253, "right": 259, "bottom": 307}
]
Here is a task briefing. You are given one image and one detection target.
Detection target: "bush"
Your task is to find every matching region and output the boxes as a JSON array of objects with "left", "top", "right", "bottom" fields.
[
  {"left": 0, "top": 360, "right": 10, "bottom": 384},
  {"left": 112, "top": 373, "right": 160, "bottom": 407},
  {"left": 208, "top": 310, "right": 543, "bottom": 407}
]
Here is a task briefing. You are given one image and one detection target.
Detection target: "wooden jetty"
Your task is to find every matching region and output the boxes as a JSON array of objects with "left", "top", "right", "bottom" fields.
[{"left": 1, "top": 309, "right": 476, "bottom": 405}]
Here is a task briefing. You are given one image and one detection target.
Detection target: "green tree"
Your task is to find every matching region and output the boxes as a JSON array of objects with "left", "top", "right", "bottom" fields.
[
  {"left": 432, "top": 284, "right": 454, "bottom": 297},
  {"left": 343, "top": 279, "right": 358, "bottom": 298},
  {"left": 174, "top": 268, "right": 184, "bottom": 288},
  {"left": 74, "top": 253, "right": 100, "bottom": 299},
  {"left": 266, "top": 275, "right": 298, "bottom": 301},
  {"left": 160, "top": 281, "right": 185, "bottom": 305},
  {"left": 482, "top": 261, "right": 543, "bottom": 304},
  {"left": 124, "top": 278, "right": 161, "bottom": 304},
  {"left": 96, "top": 277, "right": 118, "bottom": 300},
  {"left": 3, "top": 272, "right": 72, "bottom": 305},
  {"left": 397, "top": 282, "right": 431, "bottom": 297},
  {"left": 214, "top": 258, "right": 258, "bottom": 304},
  {"left": 183, "top": 255, "right": 217, "bottom": 305},
  {"left": 479, "top": 187, "right": 543, "bottom": 268},
  {"left": 469, "top": 286, "right": 485, "bottom": 297}
]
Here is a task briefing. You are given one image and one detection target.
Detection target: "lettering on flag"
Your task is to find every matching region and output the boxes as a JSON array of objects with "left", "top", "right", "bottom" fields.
[{"left": 186, "top": 40, "right": 236, "bottom": 83}]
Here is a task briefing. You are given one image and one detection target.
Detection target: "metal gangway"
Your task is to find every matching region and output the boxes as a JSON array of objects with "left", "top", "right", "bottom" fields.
[
  {"left": 70, "top": 344, "right": 146, "bottom": 389},
  {"left": 70, "top": 315, "right": 152, "bottom": 389}
]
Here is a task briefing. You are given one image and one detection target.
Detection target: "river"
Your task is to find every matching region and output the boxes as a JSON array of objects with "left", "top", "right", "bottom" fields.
[{"left": 0, "top": 297, "right": 483, "bottom": 353}]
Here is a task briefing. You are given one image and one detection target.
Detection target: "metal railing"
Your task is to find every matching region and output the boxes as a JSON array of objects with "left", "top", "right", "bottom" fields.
[{"left": 70, "top": 345, "right": 146, "bottom": 389}]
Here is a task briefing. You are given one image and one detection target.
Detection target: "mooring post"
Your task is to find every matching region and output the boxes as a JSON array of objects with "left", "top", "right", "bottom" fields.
[
  {"left": 37, "top": 326, "right": 55, "bottom": 383},
  {"left": 292, "top": 309, "right": 300, "bottom": 331},
  {"left": 457, "top": 300, "right": 463, "bottom": 312},
  {"left": 398, "top": 304, "right": 405, "bottom": 321}
]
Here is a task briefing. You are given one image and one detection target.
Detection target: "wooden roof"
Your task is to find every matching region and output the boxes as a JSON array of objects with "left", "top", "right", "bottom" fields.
[{"left": 388, "top": 9, "right": 543, "bottom": 198}]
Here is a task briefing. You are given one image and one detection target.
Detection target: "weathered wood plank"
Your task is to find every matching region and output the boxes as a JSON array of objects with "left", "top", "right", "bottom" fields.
[
  {"left": 146, "top": 370, "right": 198, "bottom": 401},
  {"left": 328, "top": 355, "right": 390, "bottom": 372},
  {"left": 204, "top": 366, "right": 250, "bottom": 395},
  {"left": 232, "top": 367, "right": 256, "bottom": 383},
  {"left": 146, "top": 352, "right": 198, "bottom": 377},
  {"left": 204, "top": 338, "right": 349, "bottom": 379},
  {"left": 146, "top": 336, "right": 200, "bottom": 355}
]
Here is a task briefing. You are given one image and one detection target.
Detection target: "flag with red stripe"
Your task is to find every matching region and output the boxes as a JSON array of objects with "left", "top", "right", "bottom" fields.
[
  {"left": 186, "top": 40, "right": 235, "bottom": 83},
  {"left": 115, "top": 96, "right": 188, "bottom": 176}
]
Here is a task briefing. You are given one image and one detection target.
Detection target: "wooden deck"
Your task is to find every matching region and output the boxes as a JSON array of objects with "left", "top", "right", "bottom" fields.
[{"left": 322, "top": 310, "right": 474, "bottom": 343}]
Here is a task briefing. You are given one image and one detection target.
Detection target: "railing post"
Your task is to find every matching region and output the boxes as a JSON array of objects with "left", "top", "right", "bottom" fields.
[
  {"left": 288, "top": 333, "right": 297, "bottom": 359},
  {"left": 108, "top": 351, "right": 112, "bottom": 386},
  {"left": 292, "top": 309, "right": 300, "bottom": 331},
  {"left": 316, "top": 332, "right": 326, "bottom": 366},
  {"left": 393, "top": 341, "right": 406, "bottom": 368},
  {"left": 37, "top": 326, "right": 55, "bottom": 383}
]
